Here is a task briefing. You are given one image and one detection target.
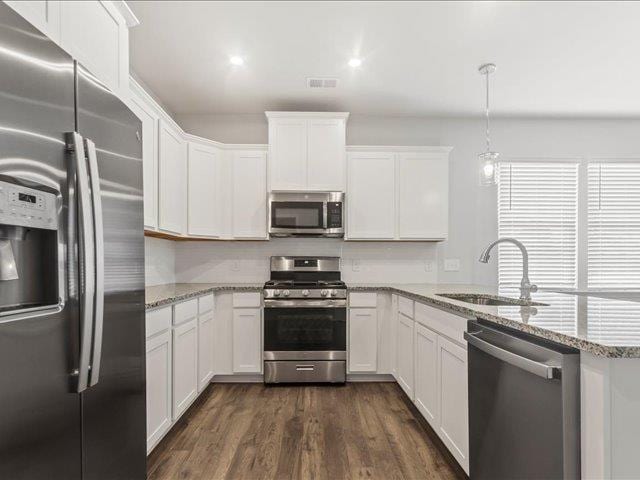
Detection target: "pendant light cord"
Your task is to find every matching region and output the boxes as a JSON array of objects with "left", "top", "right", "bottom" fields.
[{"left": 485, "top": 70, "right": 491, "bottom": 153}]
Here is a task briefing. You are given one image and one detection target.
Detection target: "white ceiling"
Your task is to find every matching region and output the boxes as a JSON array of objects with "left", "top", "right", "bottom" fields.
[{"left": 128, "top": 1, "right": 640, "bottom": 117}]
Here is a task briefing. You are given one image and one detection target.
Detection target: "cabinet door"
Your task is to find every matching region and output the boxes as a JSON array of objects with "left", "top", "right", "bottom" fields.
[
  {"left": 232, "top": 308, "right": 262, "bottom": 373},
  {"left": 414, "top": 324, "right": 439, "bottom": 427},
  {"left": 188, "top": 142, "right": 220, "bottom": 237},
  {"left": 128, "top": 91, "right": 159, "bottom": 229},
  {"left": 158, "top": 120, "right": 186, "bottom": 234},
  {"left": 198, "top": 310, "right": 214, "bottom": 391},
  {"left": 231, "top": 151, "right": 267, "bottom": 239},
  {"left": 396, "top": 312, "right": 415, "bottom": 399},
  {"left": 172, "top": 318, "right": 198, "bottom": 419},
  {"left": 269, "top": 118, "right": 307, "bottom": 191},
  {"left": 307, "top": 118, "right": 346, "bottom": 191},
  {"left": 5, "top": 1, "right": 61, "bottom": 43},
  {"left": 397, "top": 153, "right": 449, "bottom": 240},
  {"left": 348, "top": 308, "right": 378, "bottom": 372},
  {"left": 438, "top": 335, "right": 469, "bottom": 473},
  {"left": 146, "top": 330, "right": 172, "bottom": 453},
  {"left": 347, "top": 152, "right": 396, "bottom": 239},
  {"left": 59, "top": 0, "right": 128, "bottom": 97}
]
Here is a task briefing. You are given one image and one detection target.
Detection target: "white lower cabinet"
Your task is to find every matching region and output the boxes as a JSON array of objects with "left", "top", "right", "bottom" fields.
[
  {"left": 232, "top": 308, "right": 262, "bottom": 373},
  {"left": 197, "top": 310, "right": 214, "bottom": 391},
  {"left": 396, "top": 311, "right": 415, "bottom": 399},
  {"left": 414, "top": 323, "right": 439, "bottom": 426},
  {"left": 145, "top": 329, "right": 172, "bottom": 453},
  {"left": 348, "top": 307, "right": 378, "bottom": 372},
  {"left": 172, "top": 318, "right": 199, "bottom": 419},
  {"left": 437, "top": 335, "right": 469, "bottom": 473}
]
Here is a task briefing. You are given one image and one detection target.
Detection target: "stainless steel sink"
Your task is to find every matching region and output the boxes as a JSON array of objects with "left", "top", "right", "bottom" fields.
[{"left": 436, "top": 293, "right": 547, "bottom": 307}]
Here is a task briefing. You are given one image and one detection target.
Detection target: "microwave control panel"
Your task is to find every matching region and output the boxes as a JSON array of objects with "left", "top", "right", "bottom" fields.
[
  {"left": 0, "top": 180, "right": 58, "bottom": 230},
  {"left": 326, "top": 202, "right": 343, "bottom": 228}
]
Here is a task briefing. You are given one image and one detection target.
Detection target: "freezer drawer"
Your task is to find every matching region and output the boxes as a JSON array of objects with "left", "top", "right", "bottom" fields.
[{"left": 264, "top": 360, "right": 346, "bottom": 383}]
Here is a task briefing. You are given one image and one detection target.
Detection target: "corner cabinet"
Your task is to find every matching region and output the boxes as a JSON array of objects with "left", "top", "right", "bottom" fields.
[
  {"left": 187, "top": 141, "right": 221, "bottom": 237},
  {"left": 158, "top": 119, "right": 187, "bottom": 235},
  {"left": 266, "top": 112, "right": 348, "bottom": 191},
  {"left": 346, "top": 147, "right": 451, "bottom": 241}
]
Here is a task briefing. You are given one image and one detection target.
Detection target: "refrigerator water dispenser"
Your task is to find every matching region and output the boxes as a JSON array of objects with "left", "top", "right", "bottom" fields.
[{"left": 0, "top": 177, "right": 59, "bottom": 314}]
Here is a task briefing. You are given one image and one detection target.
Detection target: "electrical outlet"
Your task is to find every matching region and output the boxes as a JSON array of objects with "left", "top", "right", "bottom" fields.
[
  {"left": 352, "top": 259, "right": 361, "bottom": 272},
  {"left": 443, "top": 258, "right": 460, "bottom": 272},
  {"left": 424, "top": 260, "right": 434, "bottom": 272},
  {"left": 231, "top": 260, "right": 240, "bottom": 272}
]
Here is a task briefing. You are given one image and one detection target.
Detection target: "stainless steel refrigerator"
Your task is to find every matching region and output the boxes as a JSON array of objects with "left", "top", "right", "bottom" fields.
[{"left": 0, "top": 4, "right": 146, "bottom": 479}]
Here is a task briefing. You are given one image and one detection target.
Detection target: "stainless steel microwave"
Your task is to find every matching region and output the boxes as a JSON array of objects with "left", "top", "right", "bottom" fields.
[{"left": 268, "top": 191, "right": 344, "bottom": 237}]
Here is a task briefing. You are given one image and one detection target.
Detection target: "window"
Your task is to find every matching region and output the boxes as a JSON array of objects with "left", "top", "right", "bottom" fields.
[
  {"left": 498, "top": 161, "right": 579, "bottom": 290},
  {"left": 588, "top": 162, "right": 640, "bottom": 288}
]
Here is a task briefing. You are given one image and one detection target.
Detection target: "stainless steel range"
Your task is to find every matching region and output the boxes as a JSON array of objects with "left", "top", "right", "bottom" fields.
[{"left": 263, "top": 256, "right": 347, "bottom": 383}]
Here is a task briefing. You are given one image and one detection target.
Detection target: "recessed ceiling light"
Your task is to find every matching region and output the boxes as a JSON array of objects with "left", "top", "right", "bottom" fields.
[
  {"left": 348, "top": 58, "right": 362, "bottom": 68},
  {"left": 229, "top": 56, "right": 244, "bottom": 66}
]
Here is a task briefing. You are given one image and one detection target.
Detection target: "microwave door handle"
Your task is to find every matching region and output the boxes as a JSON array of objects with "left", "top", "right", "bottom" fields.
[
  {"left": 84, "top": 139, "right": 104, "bottom": 387},
  {"left": 322, "top": 202, "right": 327, "bottom": 229},
  {"left": 67, "top": 132, "right": 94, "bottom": 393}
]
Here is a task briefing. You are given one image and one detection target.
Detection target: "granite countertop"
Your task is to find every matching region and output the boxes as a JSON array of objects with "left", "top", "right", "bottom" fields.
[
  {"left": 145, "top": 283, "right": 263, "bottom": 309},
  {"left": 351, "top": 283, "right": 640, "bottom": 358},
  {"left": 146, "top": 282, "right": 640, "bottom": 358}
]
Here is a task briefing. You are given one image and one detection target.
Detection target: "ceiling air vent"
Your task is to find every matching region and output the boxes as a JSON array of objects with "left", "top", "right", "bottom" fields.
[{"left": 307, "top": 77, "right": 339, "bottom": 89}]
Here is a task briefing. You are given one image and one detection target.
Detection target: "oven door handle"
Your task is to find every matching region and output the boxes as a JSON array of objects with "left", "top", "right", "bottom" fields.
[{"left": 264, "top": 299, "right": 347, "bottom": 308}]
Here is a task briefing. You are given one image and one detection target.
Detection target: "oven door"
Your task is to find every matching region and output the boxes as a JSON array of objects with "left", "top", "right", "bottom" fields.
[
  {"left": 269, "top": 201, "right": 326, "bottom": 235},
  {"left": 263, "top": 304, "right": 346, "bottom": 360}
]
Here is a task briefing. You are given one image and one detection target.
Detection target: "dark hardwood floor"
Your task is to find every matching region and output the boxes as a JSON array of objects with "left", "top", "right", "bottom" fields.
[{"left": 147, "top": 382, "right": 463, "bottom": 480}]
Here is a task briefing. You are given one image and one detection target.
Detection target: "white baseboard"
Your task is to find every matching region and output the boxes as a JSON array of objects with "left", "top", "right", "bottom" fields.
[
  {"left": 347, "top": 373, "right": 396, "bottom": 382},
  {"left": 212, "top": 374, "right": 264, "bottom": 383},
  {"left": 210, "top": 373, "right": 396, "bottom": 384}
]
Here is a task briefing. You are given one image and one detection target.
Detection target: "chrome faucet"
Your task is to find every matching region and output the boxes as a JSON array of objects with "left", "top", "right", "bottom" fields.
[{"left": 479, "top": 237, "right": 537, "bottom": 301}]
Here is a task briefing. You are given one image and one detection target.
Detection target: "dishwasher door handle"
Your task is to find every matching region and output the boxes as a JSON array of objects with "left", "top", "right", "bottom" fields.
[{"left": 464, "top": 330, "right": 561, "bottom": 379}]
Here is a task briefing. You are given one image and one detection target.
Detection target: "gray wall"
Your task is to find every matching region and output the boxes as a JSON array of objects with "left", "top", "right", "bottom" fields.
[{"left": 173, "top": 113, "right": 640, "bottom": 285}]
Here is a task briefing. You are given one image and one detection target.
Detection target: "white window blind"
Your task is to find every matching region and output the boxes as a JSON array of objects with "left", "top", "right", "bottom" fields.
[
  {"left": 588, "top": 162, "right": 640, "bottom": 288},
  {"left": 498, "top": 162, "right": 578, "bottom": 289}
]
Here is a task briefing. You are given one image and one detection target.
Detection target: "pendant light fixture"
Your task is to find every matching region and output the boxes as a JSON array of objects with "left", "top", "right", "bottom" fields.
[{"left": 478, "top": 63, "right": 498, "bottom": 186}]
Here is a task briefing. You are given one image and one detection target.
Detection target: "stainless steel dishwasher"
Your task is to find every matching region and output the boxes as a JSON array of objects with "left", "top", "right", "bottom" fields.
[{"left": 464, "top": 320, "right": 580, "bottom": 480}]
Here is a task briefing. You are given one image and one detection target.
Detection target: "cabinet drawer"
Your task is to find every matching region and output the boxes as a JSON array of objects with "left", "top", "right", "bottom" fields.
[
  {"left": 174, "top": 299, "right": 198, "bottom": 325},
  {"left": 349, "top": 292, "right": 377, "bottom": 308},
  {"left": 414, "top": 302, "right": 468, "bottom": 346},
  {"left": 398, "top": 296, "right": 414, "bottom": 318},
  {"left": 198, "top": 294, "right": 214, "bottom": 314},
  {"left": 146, "top": 307, "right": 172, "bottom": 338},
  {"left": 232, "top": 292, "right": 261, "bottom": 308}
]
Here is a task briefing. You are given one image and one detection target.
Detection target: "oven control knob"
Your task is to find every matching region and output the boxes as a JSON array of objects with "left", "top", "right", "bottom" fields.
[
  {"left": 320, "top": 289, "right": 328, "bottom": 297},
  {"left": 283, "top": 290, "right": 290, "bottom": 297},
  {"left": 302, "top": 289, "right": 310, "bottom": 297},
  {"left": 273, "top": 290, "right": 281, "bottom": 297},
  {"left": 330, "top": 290, "right": 338, "bottom": 297}
]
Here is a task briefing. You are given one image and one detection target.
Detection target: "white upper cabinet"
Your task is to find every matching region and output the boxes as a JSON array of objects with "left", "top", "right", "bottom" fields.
[
  {"left": 398, "top": 153, "right": 449, "bottom": 240},
  {"left": 158, "top": 119, "right": 187, "bottom": 235},
  {"left": 187, "top": 141, "right": 220, "bottom": 237},
  {"left": 347, "top": 152, "right": 396, "bottom": 239},
  {"left": 59, "top": 1, "right": 130, "bottom": 98},
  {"left": 266, "top": 112, "right": 348, "bottom": 192},
  {"left": 231, "top": 150, "right": 268, "bottom": 239},
  {"left": 306, "top": 118, "right": 347, "bottom": 190},
  {"left": 128, "top": 80, "right": 159, "bottom": 230},
  {"left": 5, "top": 1, "right": 61, "bottom": 42},
  {"left": 346, "top": 147, "right": 451, "bottom": 241},
  {"left": 268, "top": 117, "right": 307, "bottom": 191}
]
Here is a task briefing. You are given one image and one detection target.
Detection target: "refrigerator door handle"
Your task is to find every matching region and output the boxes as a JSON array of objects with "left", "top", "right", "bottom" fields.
[
  {"left": 67, "top": 132, "right": 95, "bottom": 393},
  {"left": 84, "top": 138, "right": 104, "bottom": 387}
]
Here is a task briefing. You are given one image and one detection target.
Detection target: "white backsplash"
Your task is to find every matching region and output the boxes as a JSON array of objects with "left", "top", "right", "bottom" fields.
[
  {"left": 174, "top": 238, "right": 438, "bottom": 284},
  {"left": 145, "top": 237, "right": 176, "bottom": 286}
]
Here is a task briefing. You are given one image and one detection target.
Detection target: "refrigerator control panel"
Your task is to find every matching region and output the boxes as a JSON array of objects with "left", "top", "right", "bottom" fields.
[{"left": 0, "top": 180, "right": 58, "bottom": 230}]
